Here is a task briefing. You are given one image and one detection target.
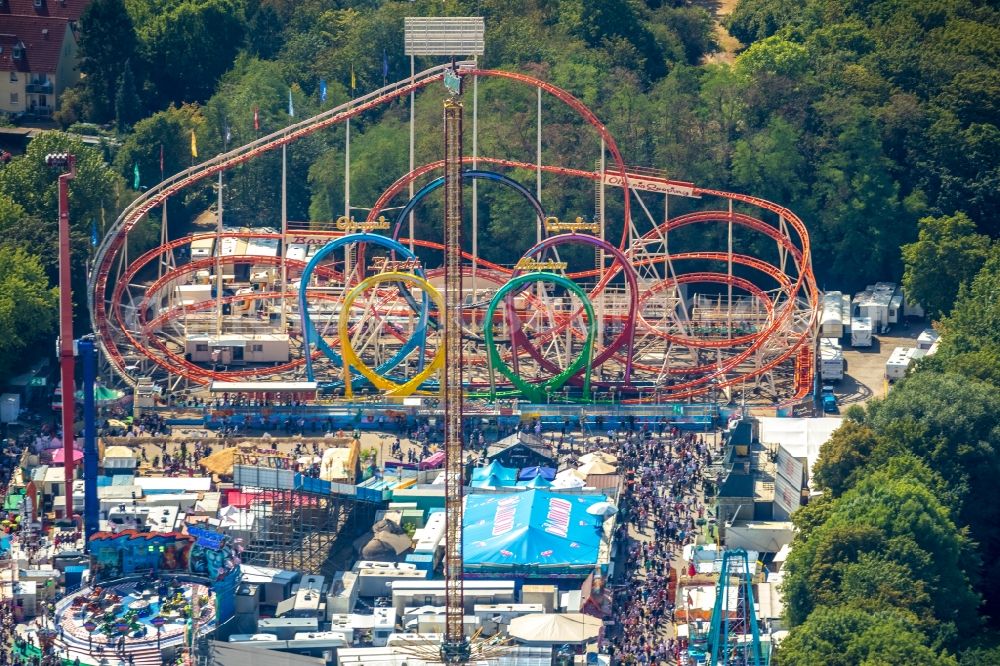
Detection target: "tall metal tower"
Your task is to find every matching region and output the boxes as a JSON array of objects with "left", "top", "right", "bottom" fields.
[
  {"left": 706, "top": 548, "right": 763, "bottom": 666},
  {"left": 440, "top": 89, "right": 471, "bottom": 663}
]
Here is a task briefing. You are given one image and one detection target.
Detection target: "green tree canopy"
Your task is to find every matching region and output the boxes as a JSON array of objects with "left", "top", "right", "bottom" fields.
[
  {"left": 0, "top": 246, "right": 58, "bottom": 382},
  {"left": 78, "top": 0, "right": 139, "bottom": 122},
  {"left": 812, "top": 421, "right": 883, "bottom": 497},
  {"left": 782, "top": 462, "right": 980, "bottom": 639},
  {"left": 774, "top": 605, "right": 958, "bottom": 666},
  {"left": 901, "top": 212, "right": 992, "bottom": 318},
  {"left": 138, "top": 0, "right": 247, "bottom": 106}
]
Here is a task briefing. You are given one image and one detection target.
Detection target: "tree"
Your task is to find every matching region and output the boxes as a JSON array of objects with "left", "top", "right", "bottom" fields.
[
  {"left": 0, "top": 133, "right": 122, "bottom": 322},
  {"left": 782, "top": 462, "right": 980, "bottom": 639},
  {"left": 0, "top": 246, "right": 59, "bottom": 382},
  {"left": 901, "top": 212, "right": 992, "bottom": 318},
  {"left": 246, "top": 4, "right": 285, "bottom": 60},
  {"left": 725, "top": 0, "right": 803, "bottom": 44},
  {"left": 865, "top": 370, "right": 1000, "bottom": 617},
  {"left": 558, "top": 0, "right": 665, "bottom": 81},
  {"left": 812, "top": 421, "right": 882, "bottom": 497},
  {"left": 932, "top": 247, "right": 1000, "bottom": 386},
  {"left": 0, "top": 133, "right": 121, "bottom": 234},
  {"left": 774, "top": 605, "right": 957, "bottom": 666},
  {"left": 77, "top": 0, "right": 139, "bottom": 122},
  {"left": 115, "top": 60, "right": 143, "bottom": 133},
  {"left": 139, "top": 0, "right": 246, "bottom": 106}
]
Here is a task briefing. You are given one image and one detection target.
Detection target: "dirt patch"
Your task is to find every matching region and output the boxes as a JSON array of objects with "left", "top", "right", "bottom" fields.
[{"left": 694, "top": 0, "right": 743, "bottom": 64}]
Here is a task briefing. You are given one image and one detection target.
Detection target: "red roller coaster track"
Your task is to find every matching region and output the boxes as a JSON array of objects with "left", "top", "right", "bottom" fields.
[{"left": 89, "top": 62, "right": 818, "bottom": 403}]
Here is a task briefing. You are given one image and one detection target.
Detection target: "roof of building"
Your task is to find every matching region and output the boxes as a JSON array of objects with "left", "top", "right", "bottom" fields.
[
  {"left": 463, "top": 489, "right": 608, "bottom": 570},
  {"left": 0, "top": 15, "right": 71, "bottom": 73},
  {"left": 486, "top": 432, "right": 554, "bottom": 462},
  {"left": 0, "top": 0, "right": 91, "bottom": 22},
  {"left": 719, "top": 471, "right": 754, "bottom": 498}
]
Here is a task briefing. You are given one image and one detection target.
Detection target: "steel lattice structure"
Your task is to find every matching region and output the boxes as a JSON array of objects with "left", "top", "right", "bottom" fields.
[{"left": 88, "top": 63, "right": 819, "bottom": 406}]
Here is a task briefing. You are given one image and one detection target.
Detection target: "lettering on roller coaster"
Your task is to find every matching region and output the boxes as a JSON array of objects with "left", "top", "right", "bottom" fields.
[
  {"left": 335, "top": 215, "right": 391, "bottom": 232},
  {"left": 543, "top": 497, "right": 571, "bottom": 538},
  {"left": 602, "top": 173, "right": 698, "bottom": 198},
  {"left": 514, "top": 258, "right": 568, "bottom": 271},
  {"left": 544, "top": 216, "right": 600, "bottom": 234},
  {"left": 287, "top": 236, "right": 334, "bottom": 246},
  {"left": 371, "top": 257, "right": 422, "bottom": 272},
  {"left": 492, "top": 496, "right": 520, "bottom": 536}
]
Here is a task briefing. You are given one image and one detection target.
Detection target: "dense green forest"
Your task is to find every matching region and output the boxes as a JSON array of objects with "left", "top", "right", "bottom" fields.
[{"left": 0, "top": 0, "right": 997, "bottom": 658}]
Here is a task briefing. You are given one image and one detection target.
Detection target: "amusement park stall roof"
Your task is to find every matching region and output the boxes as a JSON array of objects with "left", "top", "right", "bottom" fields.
[
  {"left": 758, "top": 417, "right": 843, "bottom": 483},
  {"left": 463, "top": 489, "right": 608, "bottom": 574}
]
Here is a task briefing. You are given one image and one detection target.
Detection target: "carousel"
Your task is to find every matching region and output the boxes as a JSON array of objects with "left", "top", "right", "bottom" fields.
[{"left": 51, "top": 527, "right": 241, "bottom": 662}]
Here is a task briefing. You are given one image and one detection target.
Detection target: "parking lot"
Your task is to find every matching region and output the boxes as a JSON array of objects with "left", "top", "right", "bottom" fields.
[{"left": 835, "top": 319, "right": 927, "bottom": 408}]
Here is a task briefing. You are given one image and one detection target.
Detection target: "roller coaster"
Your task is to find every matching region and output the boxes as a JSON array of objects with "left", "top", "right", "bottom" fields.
[{"left": 88, "top": 62, "right": 819, "bottom": 405}]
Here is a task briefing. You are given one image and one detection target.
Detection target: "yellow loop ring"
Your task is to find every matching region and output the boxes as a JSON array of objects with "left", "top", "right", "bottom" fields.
[{"left": 339, "top": 272, "right": 445, "bottom": 398}]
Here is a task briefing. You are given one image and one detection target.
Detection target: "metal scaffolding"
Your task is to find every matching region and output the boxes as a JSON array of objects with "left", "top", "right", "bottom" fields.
[{"left": 233, "top": 452, "right": 378, "bottom": 576}]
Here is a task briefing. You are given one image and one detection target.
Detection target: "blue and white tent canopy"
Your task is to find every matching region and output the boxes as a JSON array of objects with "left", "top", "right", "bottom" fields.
[{"left": 463, "top": 489, "right": 608, "bottom": 573}]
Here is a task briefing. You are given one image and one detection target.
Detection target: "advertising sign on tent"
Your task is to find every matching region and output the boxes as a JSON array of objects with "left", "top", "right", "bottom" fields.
[
  {"left": 775, "top": 445, "right": 804, "bottom": 490},
  {"left": 774, "top": 472, "right": 800, "bottom": 518}
]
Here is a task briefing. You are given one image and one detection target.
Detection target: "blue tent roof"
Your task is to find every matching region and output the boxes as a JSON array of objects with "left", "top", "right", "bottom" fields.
[
  {"left": 471, "top": 461, "right": 518, "bottom": 484},
  {"left": 463, "top": 489, "right": 606, "bottom": 570},
  {"left": 471, "top": 473, "right": 515, "bottom": 489},
  {"left": 516, "top": 475, "right": 552, "bottom": 488},
  {"left": 518, "top": 466, "right": 556, "bottom": 481}
]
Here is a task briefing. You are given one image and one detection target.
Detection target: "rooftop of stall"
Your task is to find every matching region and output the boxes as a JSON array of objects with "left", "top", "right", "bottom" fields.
[{"left": 208, "top": 381, "right": 318, "bottom": 402}]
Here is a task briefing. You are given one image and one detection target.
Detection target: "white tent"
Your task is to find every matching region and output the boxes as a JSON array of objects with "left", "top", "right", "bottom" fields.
[
  {"left": 551, "top": 469, "right": 586, "bottom": 489},
  {"left": 578, "top": 451, "right": 618, "bottom": 465},
  {"left": 758, "top": 417, "right": 843, "bottom": 483},
  {"left": 507, "top": 612, "right": 601, "bottom": 644}
]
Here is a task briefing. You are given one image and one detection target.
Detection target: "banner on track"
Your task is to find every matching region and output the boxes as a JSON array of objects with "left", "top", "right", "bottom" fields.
[{"left": 601, "top": 173, "right": 698, "bottom": 198}]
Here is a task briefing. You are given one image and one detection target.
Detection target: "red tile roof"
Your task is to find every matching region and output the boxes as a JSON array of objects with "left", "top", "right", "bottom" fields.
[
  {"left": 0, "top": 15, "right": 69, "bottom": 73},
  {"left": 0, "top": 0, "right": 91, "bottom": 22}
]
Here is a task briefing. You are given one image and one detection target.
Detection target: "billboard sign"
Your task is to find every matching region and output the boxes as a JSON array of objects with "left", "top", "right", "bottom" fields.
[{"left": 775, "top": 444, "right": 804, "bottom": 489}]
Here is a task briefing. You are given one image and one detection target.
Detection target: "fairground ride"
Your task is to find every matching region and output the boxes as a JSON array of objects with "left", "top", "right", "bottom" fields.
[{"left": 88, "top": 62, "right": 819, "bottom": 407}]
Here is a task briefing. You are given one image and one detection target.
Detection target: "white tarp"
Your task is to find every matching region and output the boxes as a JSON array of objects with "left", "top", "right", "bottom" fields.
[
  {"left": 507, "top": 612, "right": 601, "bottom": 643},
  {"left": 758, "top": 417, "right": 843, "bottom": 483}
]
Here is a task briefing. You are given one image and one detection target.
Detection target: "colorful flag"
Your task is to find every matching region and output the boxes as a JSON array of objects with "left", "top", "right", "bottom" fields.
[
  {"left": 91, "top": 219, "right": 98, "bottom": 247},
  {"left": 132, "top": 162, "right": 140, "bottom": 190},
  {"left": 190, "top": 130, "right": 198, "bottom": 158},
  {"left": 319, "top": 79, "right": 327, "bottom": 103},
  {"left": 350, "top": 65, "right": 356, "bottom": 92},
  {"left": 253, "top": 106, "right": 260, "bottom": 131},
  {"left": 225, "top": 124, "right": 231, "bottom": 145},
  {"left": 288, "top": 88, "right": 294, "bottom": 117},
  {"left": 159, "top": 143, "right": 164, "bottom": 175},
  {"left": 382, "top": 49, "right": 389, "bottom": 81}
]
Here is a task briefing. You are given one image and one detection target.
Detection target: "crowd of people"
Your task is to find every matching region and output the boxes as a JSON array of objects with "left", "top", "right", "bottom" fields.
[{"left": 606, "top": 427, "right": 715, "bottom": 665}]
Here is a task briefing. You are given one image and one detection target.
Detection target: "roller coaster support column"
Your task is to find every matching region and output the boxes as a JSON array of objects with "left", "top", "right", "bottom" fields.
[
  {"left": 79, "top": 337, "right": 99, "bottom": 546},
  {"left": 47, "top": 152, "right": 77, "bottom": 523},
  {"left": 281, "top": 141, "right": 288, "bottom": 329},
  {"left": 441, "top": 93, "right": 471, "bottom": 664}
]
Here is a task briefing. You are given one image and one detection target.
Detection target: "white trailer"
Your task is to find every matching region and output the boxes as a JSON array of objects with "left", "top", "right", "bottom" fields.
[
  {"left": 851, "top": 317, "right": 872, "bottom": 347},
  {"left": 819, "top": 338, "right": 844, "bottom": 381},
  {"left": 189, "top": 236, "right": 215, "bottom": 259},
  {"left": 853, "top": 282, "right": 898, "bottom": 332},
  {"left": 917, "top": 329, "right": 940, "bottom": 350},
  {"left": 886, "top": 347, "right": 915, "bottom": 381},
  {"left": 820, "top": 292, "right": 845, "bottom": 339}
]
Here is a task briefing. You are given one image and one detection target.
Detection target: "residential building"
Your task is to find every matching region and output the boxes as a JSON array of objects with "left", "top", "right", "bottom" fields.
[{"left": 0, "top": 15, "right": 79, "bottom": 117}]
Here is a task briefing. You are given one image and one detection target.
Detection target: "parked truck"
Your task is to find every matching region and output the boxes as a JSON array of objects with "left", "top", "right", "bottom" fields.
[{"left": 819, "top": 338, "right": 844, "bottom": 381}]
